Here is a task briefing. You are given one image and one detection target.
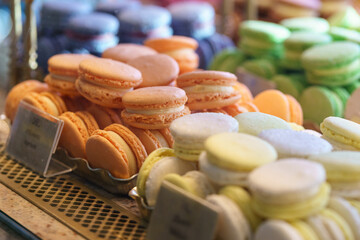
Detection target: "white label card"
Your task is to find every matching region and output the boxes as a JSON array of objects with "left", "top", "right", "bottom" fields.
[
  {"left": 6, "top": 101, "right": 70, "bottom": 177},
  {"left": 147, "top": 181, "right": 220, "bottom": 240}
]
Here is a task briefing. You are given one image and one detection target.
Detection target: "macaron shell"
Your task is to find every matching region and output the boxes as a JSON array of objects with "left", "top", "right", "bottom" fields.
[
  {"left": 102, "top": 44, "right": 157, "bottom": 63},
  {"left": 158, "top": 128, "right": 174, "bottom": 147},
  {"left": 86, "top": 130, "right": 133, "bottom": 178},
  {"left": 22, "top": 92, "right": 57, "bottom": 116},
  {"left": 48, "top": 53, "right": 95, "bottom": 76},
  {"left": 186, "top": 91, "right": 241, "bottom": 111},
  {"left": 165, "top": 48, "right": 199, "bottom": 74},
  {"left": 40, "top": 91, "right": 67, "bottom": 116},
  {"left": 345, "top": 87, "right": 360, "bottom": 122},
  {"left": 5, "top": 80, "right": 49, "bottom": 121},
  {"left": 104, "top": 124, "right": 147, "bottom": 170},
  {"left": 79, "top": 58, "right": 142, "bottom": 88},
  {"left": 234, "top": 82, "right": 253, "bottom": 103},
  {"left": 128, "top": 54, "right": 179, "bottom": 88},
  {"left": 129, "top": 127, "right": 161, "bottom": 155},
  {"left": 59, "top": 112, "right": 89, "bottom": 159},
  {"left": 255, "top": 220, "right": 303, "bottom": 240},
  {"left": 320, "top": 209, "right": 355, "bottom": 240},
  {"left": 75, "top": 111, "right": 99, "bottom": 135},
  {"left": 44, "top": 74, "right": 79, "bottom": 96},
  {"left": 176, "top": 70, "right": 238, "bottom": 88},
  {"left": 75, "top": 78, "right": 127, "bottom": 108},
  {"left": 86, "top": 104, "right": 122, "bottom": 129},
  {"left": 286, "top": 94, "right": 303, "bottom": 125},
  {"left": 144, "top": 36, "right": 198, "bottom": 52},
  {"left": 253, "top": 90, "right": 291, "bottom": 122}
]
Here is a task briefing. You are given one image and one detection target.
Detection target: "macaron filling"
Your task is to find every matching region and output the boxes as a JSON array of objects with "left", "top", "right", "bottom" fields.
[
  {"left": 321, "top": 126, "right": 360, "bottom": 149},
  {"left": 182, "top": 85, "right": 234, "bottom": 93},
  {"left": 125, "top": 105, "right": 185, "bottom": 115},
  {"left": 78, "top": 77, "right": 134, "bottom": 95}
]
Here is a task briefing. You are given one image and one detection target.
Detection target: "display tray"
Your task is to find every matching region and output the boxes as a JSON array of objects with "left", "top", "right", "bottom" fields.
[
  {"left": 54, "top": 148, "right": 138, "bottom": 195},
  {"left": 129, "top": 187, "right": 154, "bottom": 222}
]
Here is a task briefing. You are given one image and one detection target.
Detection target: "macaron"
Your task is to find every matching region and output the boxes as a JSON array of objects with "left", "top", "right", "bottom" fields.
[
  {"left": 258, "top": 129, "right": 333, "bottom": 158},
  {"left": 248, "top": 159, "right": 329, "bottom": 220},
  {"left": 5, "top": 80, "right": 48, "bottom": 122},
  {"left": 309, "top": 151, "right": 360, "bottom": 199},
  {"left": 22, "top": 91, "right": 67, "bottom": 117},
  {"left": 272, "top": 74, "right": 307, "bottom": 99},
  {"left": 128, "top": 54, "right": 179, "bottom": 88},
  {"left": 269, "top": 0, "right": 321, "bottom": 21},
  {"left": 320, "top": 0, "right": 352, "bottom": 18},
  {"left": 95, "top": 0, "right": 140, "bottom": 16},
  {"left": 219, "top": 186, "right": 262, "bottom": 231},
  {"left": 168, "top": 1, "right": 215, "bottom": 40},
  {"left": 345, "top": 81, "right": 360, "bottom": 95},
  {"left": 59, "top": 111, "right": 99, "bottom": 159},
  {"left": 234, "top": 82, "right": 253, "bottom": 103},
  {"left": 345, "top": 87, "right": 360, "bottom": 123},
  {"left": 86, "top": 104, "right": 122, "bottom": 129},
  {"left": 206, "top": 195, "right": 251, "bottom": 240},
  {"left": 61, "top": 96, "right": 90, "bottom": 112},
  {"left": 86, "top": 123, "right": 147, "bottom": 179},
  {"left": 45, "top": 53, "right": 95, "bottom": 96},
  {"left": 209, "top": 48, "right": 245, "bottom": 74},
  {"left": 176, "top": 70, "right": 241, "bottom": 110},
  {"left": 301, "top": 41, "right": 360, "bottom": 86},
  {"left": 280, "top": 17, "right": 330, "bottom": 32},
  {"left": 129, "top": 127, "right": 173, "bottom": 155},
  {"left": 240, "top": 20, "right": 290, "bottom": 58},
  {"left": 118, "top": 5, "right": 173, "bottom": 44},
  {"left": 328, "top": 6, "right": 360, "bottom": 30},
  {"left": 242, "top": 58, "right": 278, "bottom": 80},
  {"left": 234, "top": 112, "right": 292, "bottom": 136},
  {"left": 253, "top": 89, "right": 303, "bottom": 125},
  {"left": 199, "top": 132, "right": 277, "bottom": 187},
  {"left": 121, "top": 86, "right": 190, "bottom": 129},
  {"left": 137, "top": 148, "right": 196, "bottom": 206},
  {"left": 75, "top": 58, "right": 142, "bottom": 108},
  {"left": 255, "top": 220, "right": 304, "bottom": 240},
  {"left": 300, "top": 86, "right": 344, "bottom": 125},
  {"left": 170, "top": 113, "right": 239, "bottom": 161},
  {"left": 102, "top": 43, "right": 157, "bottom": 63},
  {"left": 320, "top": 116, "right": 360, "bottom": 150},
  {"left": 164, "top": 171, "right": 215, "bottom": 198},
  {"left": 144, "top": 36, "right": 199, "bottom": 74},
  {"left": 282, "top": 31, "right": 332, "bottom": 70}
]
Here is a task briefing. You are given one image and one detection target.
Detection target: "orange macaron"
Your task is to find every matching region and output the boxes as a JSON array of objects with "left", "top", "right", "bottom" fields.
[
  {"left": 102, "top": 43, "right": 157, "bottom": 63},
  {"left": 22, "top": 91, "right": 67, "bottom": 117},
  {"left": 121, "top": 86, "right": 190, "bottom": 129},
  {"left": 87, "top": 103, "right": 123, "bottom": 129},
  {"left": 129, "top": 127, "right": 174, "bottom": 154},
  {"left": 75, "top": 58, "right": 142, "bottom": 108},
  {"left": 45, "top": 53, "right": 95, "bottom": 96},
  {"left": 128, "top": 54, "right": 179, "bottom": 88},
  {"left": 59, "top": 111, "right": 99, "bottom": 159},
  {"left": 86, "top": 124, "right": 147, "bottom": 179},
  {"left": 5, "top": 80, "right": 48, "bottom": 122},
  {"left": 253, "top": 89, "right": 303, "bottom": 125},
  {"left": 176, "top": 70, "right": 242, "bottom": 110},
  {"left": 144, "top": 36, "right": 199, "bottom": 74}
]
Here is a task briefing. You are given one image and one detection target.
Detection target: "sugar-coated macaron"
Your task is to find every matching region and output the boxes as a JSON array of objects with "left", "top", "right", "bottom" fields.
[
  {"left": 309, "top": 151, "right": 360, "bottom": 199},
  {"left": 86, "top": 124, "right": 147, "bottom": 179},
  {"left": 86, "top": 104, "right": 122, "bottom": 129},
  {"left": 206, "top": 195, "right": 251, "bottom": 240},
  {"left": 164, "top": 171, "right": 215, "bottom": 198},
  {"left": 128, "top": 54, "right": 179, "bottom": 88},
  {"left": 301, "top": 41, "right": 360, "bottom": 86},
  {"left": 170, "top": 113, "right": 239, "bottom": 161},
  {"left": 320, "top": 116, "right": 360, "bottom": 150},
  {"left": 5, "top": 80, "right": 49, "bottom": 122},
  {"left": 219, "top": 186, "right": 262, "bottom": 231},
  {"left": 259, "top": 129, "right": 332, "bottom": 158},
  {"left": 248, "top": 159, "right": 329, "bottom": 220},
  {"left": 102, "top": 43, "right": 157, "bottom": 63},
  {"left": 144, "top": 36, "right": 199, "bottom": 74},
  {"left": 22, "top": 91, "right": 67, "bottom": 117},
  {"left": 121, "top": 86, "right": 190, "bottom": 129},
  {"left": 199, "top": 132, "right": 277, "bottom": 187},
  {"left": 130, "top": 127, "right": 173, "bottom": 155},
  {"left": 76, "top": 58, "right": 142, "bottom": 108},
  {"left": 255, "top": 220, "right": 304, "bottom": 240},
  {"left": 59, "top": 111, "right": 99, "bottom": 159},
  {"left": 138, "top": 150, "right": 196, "bottom": 206},
  {"left": 176, "top": 70, "right": 241, "bottom": 110},
  {"left": 280, "top": 17, "right": 329, "bottom": 32},
  {"left": 45, "top": 53, "right": 95, "bottom": 96},
  {"left": 234, "top": 112, "right": 291, "bottom": 136}
]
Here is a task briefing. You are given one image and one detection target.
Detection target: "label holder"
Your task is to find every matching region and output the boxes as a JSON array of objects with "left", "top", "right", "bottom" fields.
[
  {"left": 6, "top": 101, "right": 72, "bottom": 177},
  {"left": 147, "top": 181, "right": 220, "bottom": 240}
]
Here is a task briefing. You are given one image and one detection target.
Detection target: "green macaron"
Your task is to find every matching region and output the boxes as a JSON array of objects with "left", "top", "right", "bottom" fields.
[
  {"left": 282, "top": 31, "right": 332, "bottom": 70},
  {"left": 329, "top": 27, "right": 360, "bottom": 43},
  {"left": 242, "top": 58, "right": 278, "bottom": 80},
  {"left": 300, "top": 86, "right": 344, "bottom": 125},
  {"left": 240, "top": 20, "right": 290, "bottom": 58},
  {"left": 301, "top": 41, "right": 360, "bottom": 86},
  {"left": 280, "top": 17, "right": 330, "bottom": 33},
  {"left": 272, "top": 74, "right": 306, "bottom": 99},
  {"left": 328, "top": 6, "right": 360, "bottom": 30},
  {"left": 345, "top": 81, "right": 360, "bottom": 94},
  {"left": 209, "top": 48, "right": 245, "bottom": 73}
]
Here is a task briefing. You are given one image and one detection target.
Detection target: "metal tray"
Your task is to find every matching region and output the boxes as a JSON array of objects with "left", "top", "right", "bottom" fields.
[
  {"left": 129, "top": 187, "right": 154, "bottom": 221},
  {"left": 54, "top": 148, "right": 138, "bottom": 195}
]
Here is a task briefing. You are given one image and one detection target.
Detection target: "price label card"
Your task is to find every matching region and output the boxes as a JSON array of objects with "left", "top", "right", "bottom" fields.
[
  {"left": 6, "top": 101, "right": 70, "bottom": 177},
  {"left": 147, "top": 181, "right": 220, "bottom": 240},
  {"left": 236, "top": 67, "right": 276, "bottom": 97}
]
